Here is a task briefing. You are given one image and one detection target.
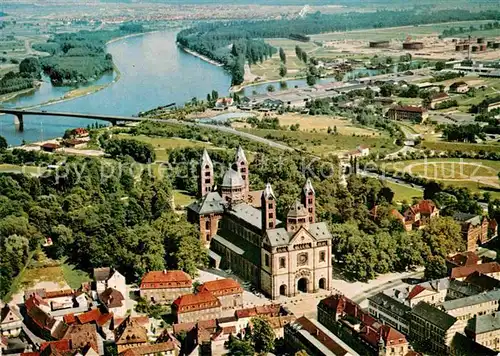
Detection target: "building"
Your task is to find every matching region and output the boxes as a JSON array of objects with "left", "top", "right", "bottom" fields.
[
  {"left": 99, "top": 288, "right": 126, "bottom": 316},
  {"left": 40, "top": 143, "right": 61, "bottom": 153},
  {"left": 402, "top": 200, "right": 439, "bottom": 231},
  {"left": 0, "top": 304, "right": 22, "bottom": 337},
  {"left": 409, "top": 302, "right": 463, "bottom": 355},
  {"left": 344, "top": 145, "right": 370, "bottom": 159},
  {"left": 61, "top": 324, "right": 104, "bottom": 355},
  {"left": 119, "top": 342, "right": 178, "bottom": 356},
  {"left": 285, "top": 316, "right": 360, "bottom": 356},
  {"left": 449, "top": 81, "right": 469, "bottom": 93},
  {"left": 214, "top": 97, "right": 233, "bottom": 110},
  {"left": 402, "top": 42, "right": 424, "bottom": 50},
  {"left": 317, "top": 295, "right": 409, "bottom": 356},
  {"left": 451, "top": 262, "right": 500, "bottom": 280},
  {"left": 428, "top": 92, "right": 450, "bottom": 109},
  {"left": 62, "top": 139, "right": 87, "bottom": 149},
  {"left": 441, "top": 290, "right": 500, "bottom": 322},
  {"left": 387, "top": 105, "right": 428, "bottom": 123},
  {"left": 446, "top": 251, "right": 480, "bottom": 272},
  {"left": 466, "top": 312, "right": 500, "bottom": 351},
  {"left": 114, "top": 315, "right": 148, "bottom": 353},
  {"left": 93, "top": 268, "right": 127, "bottom": 299},
  {"left": 188, "top": 147, "right": 333, "bottom": 299},
  {"left": 196, "top": 278, "right": 243, "bottom": 310},
  {"left": 72, "top": 128, "right": 89, "bottom": 138},
  {"left": 478, "top": 97, "right": 500, "bottom": 113},
  {"left": 368, "top": 293, "right": 411, "bottom": 334},
  {"left": 369, "top": 41, "right": 390, "bottom": 48},
  {"left": 139, "top": 270, "right": 192, "bottom": 304},
  {"left": 172, "top": 291, "right": 222, "bottom": 323},
  {"left": 453, "top": 212, "right": 498, "bottom": 252}
]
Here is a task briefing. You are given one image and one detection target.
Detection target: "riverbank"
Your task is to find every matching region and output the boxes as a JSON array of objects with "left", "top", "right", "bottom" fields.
[
  {"left": 177, "top": 44, "right": 224, "bottom": 67},
  {"left": 0, "top": 86, "right": 38, "bottom": 103}
]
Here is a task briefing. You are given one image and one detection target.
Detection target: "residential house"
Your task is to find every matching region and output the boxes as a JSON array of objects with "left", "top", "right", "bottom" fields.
[
  {"left": 285, "top": 316, "right": 360, "bottom": 356},
  {"left": 72, "top": 128, "right": 89, "bottom": 138},
  {"left": 368, "top": 292, "right": 411, "bottom": 334},
  {"left": 214, "top": 97, "right": 233, "bottom": 110},
  {"left": 402, "top": 200, "right": 439, "bottom": 231},
  {"left": 172, "top": 291, "right": 222, "bottom": 324},
  {"left": 466, "top": 312, "right": 500, "bottom": 351},
  {"left": 61, "top": 324, "right": 104, "bottom": 355},
  {"left": 24, "top": 294, "right": 61, "bottom": 339},
  {"left": 62, "top": 139, "right": 87, "bottom": 149},
  {"left": 196, "top": 278, "right": 243, "bottom": 310},
  {"left": 464, "top": 271, "right": 500, "bottom": 291},
  {"left": 93, "top": 268, "right": 127, "bottom": 300},
  {"left": 344, "top": 145, "right": 370, "bottom": 159},
  {"left": 478, "top": 97, "right": 500, "bottom": 113},
  {"left": 440, "top": 289, "right": 500, "bottom": 322},
  {"left": 387, "top": 106, "right": 429, "bottom": 123},
  {"left": 0, "top": 304, "right": 22, "bottom": 337},
  {"left": 139, "top": 270, "right": 192, "bottom": 304},
  {"left": 99, "top": 288, "right": 126, "bottom": 316},
  {"left": 114, "top": 315, "right": 148, "bottom": 353},
  {"left": 118, "top": 342, "right": 178, "bottom": 356},
  {"left": 317, "top": 295, "right": 410, "bottom": 356},
  {"left": 453, "top": 212, "right": 498, "bottom": 251},
  {"left": 409, "top": 302, "right": 463, "bottom": 355},
  {"left": 446, "top": 251, "right": 480, "bottom": 273},
  {"left": 428, "top": 92, "right": 450, "bottom": 109},
  {"left": 449, "top": 81, "right": 469, "bottom": 93},
  {"left": 451, "top": 262, "right": 500, "bottom": 281}
]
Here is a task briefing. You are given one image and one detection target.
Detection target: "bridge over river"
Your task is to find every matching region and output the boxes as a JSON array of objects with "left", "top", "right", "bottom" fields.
[{"left": 0, "top": 109, "right": 293, "bottom": 151}]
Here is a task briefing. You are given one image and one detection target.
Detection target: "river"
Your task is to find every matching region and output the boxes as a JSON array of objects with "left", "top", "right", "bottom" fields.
[{"left": 0, "top": 31, "right": 232, "bottom": 146}]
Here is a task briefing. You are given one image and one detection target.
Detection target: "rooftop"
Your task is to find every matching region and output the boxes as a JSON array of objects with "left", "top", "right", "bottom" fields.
[
  {"left": 411, "top": 302, "right": 457, "bottom": 330},
  {"left": 187, "top": 191, "right": 224, "bottom": 215},
  {"left": 140, "top": 270, "right": 191, "bottom": 286},
  {"left": 197, "top": 278, "right": 242, "bottom": 296},
  {"left": 468, "top": 312, "right": 500, "bottom": 335},
  {"left": 172, "top": 291, "right": 221, "bottom": 313},
  {"left": 441, "top": 290, "right": 500, "bottom": 311},
  {"left": 451, "top": 262, "right": 500, "bottom": 279}
]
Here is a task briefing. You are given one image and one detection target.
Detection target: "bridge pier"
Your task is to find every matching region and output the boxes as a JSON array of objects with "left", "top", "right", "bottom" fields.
[{"left": 14, "top": 114, "right": 24, "bottom": 132}]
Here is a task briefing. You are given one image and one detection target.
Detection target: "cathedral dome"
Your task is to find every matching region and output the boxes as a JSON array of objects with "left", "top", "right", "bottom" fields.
[{"left": 221, "top": 168, "right": 244, "bottom": 188}]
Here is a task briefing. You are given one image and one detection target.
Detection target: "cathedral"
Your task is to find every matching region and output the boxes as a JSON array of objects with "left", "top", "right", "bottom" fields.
[{"left": 187, "top": 147, "right": 333, "bottom": 300}]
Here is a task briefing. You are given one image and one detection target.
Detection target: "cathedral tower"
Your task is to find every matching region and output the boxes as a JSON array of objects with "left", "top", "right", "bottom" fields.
[
  {"left": 261, "top": 183, "right": 276, "bottom": 232},
  {"left": 199, "top": 149, "right": 214, "bottom": 197},
  {"left": 302, "top": 178, "right": 316, "bottom": 223},
  {"left": 235, "top": 146, "right": 249, "bottom": 198}
]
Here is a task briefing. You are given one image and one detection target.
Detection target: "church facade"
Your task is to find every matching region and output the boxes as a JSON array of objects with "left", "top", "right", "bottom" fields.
[{"left": 187, "top": 147, "right": 333, "bottom": 300}]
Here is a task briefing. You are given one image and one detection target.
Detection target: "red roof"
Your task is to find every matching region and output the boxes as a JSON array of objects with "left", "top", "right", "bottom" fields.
[
  {"left": 392, "top": 105, "right": 426, "bottom": 113},
  {"left": 63, "top": 314, "right": 76, "bottom": 325},
  {"left": 41, "top": 143, "right": 61, "bottom": 149},
  {"left": 380, "top": 324, "right": 407, "bottom": 346},
  {"left": 197, "top": 278, "right": 242, "bottom": 296},
  {"left": 407, "top": 285, "right": 426, "bottom": 300},
  {"left": 76, "top": 308, "right": 112, "bottom": 326},
  {"left": 431, "top": 92, "right": 449, "bottom": 101},
  {"left": 451, "top": 262, "right": 500, "bottom": 279},
  {"left": 407, "top": 200, "right": 438, "bottom": 217},
  {"left": 140, "top": 270, "right": 191, "bottom": 289},
  {"left": 447, "top": 251, "right": 479, "bottom": 267},
  {"left": 235, "top": 304, "right": 281, "bottom": 319},
  {"left": 40, "top": 340, "right": 71, "bottom": 352},
  {"left": 172, "top": 291, "right": 220, "bottom": 313}
]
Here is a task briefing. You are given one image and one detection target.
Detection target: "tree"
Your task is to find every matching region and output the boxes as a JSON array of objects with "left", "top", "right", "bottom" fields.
[
  {"left": 251, "top": 317, "right": 275, "bottom": 353},
  {"left": 424, "top": 255, "right": 447, "bottom": 280},
  {"left": 267, "top": 84, "right": 275, "bottom": 92},
  {"left": 279, "top": 47, "right": 286, "bottom": 64},
  {"left": 435, "top": 61, "right": 446, "bottom": 71},
  {"left": 226, "top": 337, "right": 254, "bottom": 356},
  {"left": 301, "top": 51, "right": 308, "bottom": 63},
  {"left": 422, "top": 217, "right": 463, "bottom": 257},
  {"left": 306, "top": 73, "right": 316, "bottom": 86},
  {"left": 19, "top": 57, "right": 41, "bottom": 79},
  {"left": 279, "top": 64, "right": 287, "bottom": 78},
  {"left": 0, "top": 135, "right": 7, "bottom": 151}
]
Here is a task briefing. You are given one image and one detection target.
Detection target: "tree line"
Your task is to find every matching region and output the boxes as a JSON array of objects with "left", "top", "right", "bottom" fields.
[
  {"left": 32, "top": 24, "right": 144, "bottom": 85},
  {"left": 0, "top": 57, "right": 41, "bottom": 95},
  {"left": 0, "top": 146, "right": 207, "bottom": 300}
]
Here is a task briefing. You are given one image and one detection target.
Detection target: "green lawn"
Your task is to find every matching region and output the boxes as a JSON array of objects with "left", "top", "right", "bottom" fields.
[
  {"left": 385, "top": 181, "right": 423, "bottom": 203},
  {"left": 0, "top": 164, "right": 46, "bottom": 175},
  {"left": 239, "top": 128, "right": 396, "bottom": 156},
  {"left": 420, "top": 141, "right": 500, "bottom": 154},
  {"left": 61, "top": 263, "right": 91, "bottom": 289},
  {"left": 117, "top": 134, "right": 216, "bottom": 161},
  {"left": 173, "top": 190, "right": 196, "bottom": 208}
]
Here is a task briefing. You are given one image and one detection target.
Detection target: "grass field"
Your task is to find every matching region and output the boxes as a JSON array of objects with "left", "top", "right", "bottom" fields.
[
  {"left": 233, "top": 113, "right": 382, "bottom": 136},
  {"left": 385, "top": 181, "right": 423, "bottom": 203},
  {"left": 239, "top": 127, "right": 396, "bottom": 156},
  {"left": 173, "top": 189, "right": 195, "bottom": 208},
  {"left": 117, "top": 134, "right": 216, "bottom": 161},
  {"left": 382, "top": 158, "right": 500, "bottom": 198},
  {"left": 420, "top": 141, "right": 500, "bottom": 154},
  {"left": 0, "top": 164, "right": 46, "bottom": 175},
  {"left": 309, "top": 20, "right": 495, "bottom": 42}
]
